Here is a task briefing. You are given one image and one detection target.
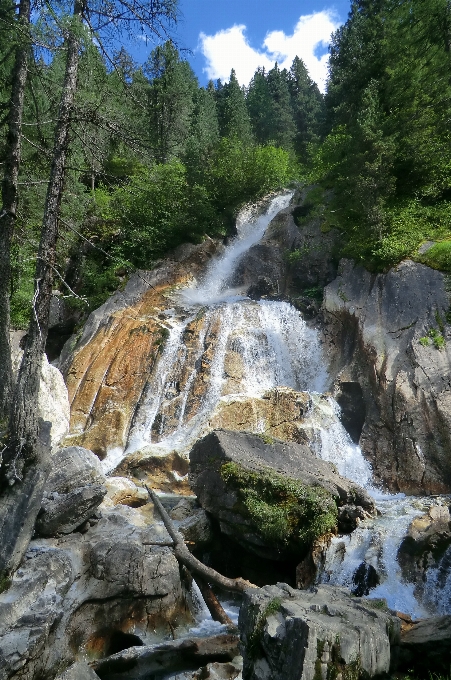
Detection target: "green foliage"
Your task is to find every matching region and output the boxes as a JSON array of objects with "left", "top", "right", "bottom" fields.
[
  {"left": 419, "top": 240, "right": 451, "bottom": 274},
  {"left": 419, "top": 328, "right": 445, "bottom": 350},
  {"left": 220, "top": 462, "right": 338, "bottom": 549},
  {"left": 311, "top": 0, "right": 451, "bottom": 272},
  {"left": 0, "top": 571, "right": 11, "bottom": 595}
]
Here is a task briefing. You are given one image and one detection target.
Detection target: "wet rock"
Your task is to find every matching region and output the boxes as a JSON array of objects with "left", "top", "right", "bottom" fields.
[
  {"left": 239, "top": 583, "right": 400, "bottom": 680},
  {"left": 246, "top": 276, "right": 275, "bottom": 300},
  {"left": 102, "top": 477, "right": 148, "bottom": 508},
  {"left": 189, "top": 430, "right": 374, "bottom": 559},
  {"left": 231, "top": 244, "right": 285, "bottom": 294},
  {"left": 0, "top": 506, "right": 192, "bottom": 679},
  {"left": 351, "top": 562, "right": 380, "bottom": 597},
  {"left": 397, "top": 502, "right": 451, "bottom": 604},
  {"left": 91, "top": 634, "right": 240, "bottom": 680},
  {"left": 60, "top": 238, "right": 221, "bottom": 461},
  {"left": 322, "top": 259, "right": 451, "bottom": 494},
  {"left": 394, "top": 615, "right": 451, "bottom": 676},
  {"left": 55, "top": 661, "right": 101, "bottom": 679},
  {"left": 36, "top": 446, "right": 107, "bottom": 536},
  {"left": 337, "top": 504, "right": 368, "bottom": 533}
]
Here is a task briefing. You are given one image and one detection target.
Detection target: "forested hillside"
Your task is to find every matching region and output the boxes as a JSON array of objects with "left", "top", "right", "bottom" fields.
[
  {"left": 312, "top": 0, "right": 451, "bottom": 271},
  {"left": 0, "top": 10, "right": 323, "bottom": 328}
]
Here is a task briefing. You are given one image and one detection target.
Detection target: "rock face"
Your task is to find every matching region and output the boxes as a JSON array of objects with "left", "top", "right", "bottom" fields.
[
  {"left": 239, "top": 583, "right": 400, "bottom": 680},
  {"left": 232, "top": 197, "right": 340, "bottom": 300},
  {"left": 322, "top": 258, "right": 451, "bottom": 494},
  {"left": 0, "top": 505, "right": 193, "bottom": 680},
  {"left": 397, "top": 501, "right": 451, "bottom": 607},
  {"left": 60, "top": 239, "right": 221, "bottom": 465},
  {"left": 189, "top": 430, "right": 374, "bottom": 559},
  {"left": 11, "top": 331, "right": 70, "bottom": 453},
  {"left": 36, "top": 446, "right": 107, "bottom": 536}
]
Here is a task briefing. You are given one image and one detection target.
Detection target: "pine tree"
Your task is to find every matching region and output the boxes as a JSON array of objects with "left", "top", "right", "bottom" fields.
[
  {"left": 247, "top": 67, "right": 273, "bottom": 144},
  {"left": 288, "top": 56, "right": 324, "bottom": 159},
  {"left": 265, "top": 63, "right": 296, "bottom": 151},
  {"left": 145, "top": 41, "right": 198, "bottom": 162},
  {"left": 184, "top": 82, "right": 219, "bottom": 183},
  {"left": 216, "top": 69, "right": 252, "bottom": 144}
]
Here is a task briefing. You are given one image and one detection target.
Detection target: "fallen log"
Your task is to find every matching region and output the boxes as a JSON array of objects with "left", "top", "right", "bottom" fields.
[
  {"left": 196, "top": 576, "right": 234, "bottom": 626},
  {"left": 146, "top": 486, "right": 256, "bottom": 594},
  {"left": 91, "top": 634, "right": 240, "bottom": 680}
]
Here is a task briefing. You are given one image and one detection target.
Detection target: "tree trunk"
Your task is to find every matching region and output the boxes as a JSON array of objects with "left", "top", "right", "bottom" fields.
[
  {"left": 196, "top": 576, "right": 235, "bottom": 626},
  {"left": 147, "top": 486, "right": 257, "bottom": 594},
  {"left": 0, "top": 0, "right": 31, "bottom": 419},
  {"left": 0, "top": 0, "right": 84, "bottom": 574}
]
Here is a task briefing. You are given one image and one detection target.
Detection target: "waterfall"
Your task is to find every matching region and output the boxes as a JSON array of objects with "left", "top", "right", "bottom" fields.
[{"left": 118, "top": 190, "right": 450, "bottom": 619}]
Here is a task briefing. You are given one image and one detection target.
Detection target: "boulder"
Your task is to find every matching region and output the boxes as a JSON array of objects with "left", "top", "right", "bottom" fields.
[
  {"left": 322, "top": 259, "right": 451, "bottom": 494},
  {"left": 35, "top": 446, "right": 107, "bottom": 536},
  {"left": 0, "top": 505, "right": 193, "bottom": 679},
  {"left": 397, "top": 501, "right": 451, "bottom": 608},
  {"left": 189, "top": 430, "right": 374, "bottom": 559},
  {"left": 393, "top": 615, "right": 451, "bottom": 676},
  {"left": 239, "top": 583, "right": 400, "bottom": 680},
  {"left": 101, "top": 477, "right": 148, "bottom": 508}
]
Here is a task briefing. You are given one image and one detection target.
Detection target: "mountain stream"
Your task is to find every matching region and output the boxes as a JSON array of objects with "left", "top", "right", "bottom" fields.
[{"left": 117, "top": 193, "right": 451, "bottom": 623}]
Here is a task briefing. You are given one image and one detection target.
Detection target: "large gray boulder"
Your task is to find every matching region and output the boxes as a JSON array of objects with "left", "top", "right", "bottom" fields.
[
  {"left": 393, "top": 615, "right": 451, "bottom": 676},
  {"left": 239, "top": 583, "right": 400, "bottom": 680},
  {"left": 189, "top": 430, "right": 374, "bottom": 559},
  {"left": 323, "top": 259, "right": 451, "bottom": 494},
  {"left": 35, "top": 446, "right": 107, "bottom": 536},
  {"left": 0, "top": 505, "right": 192, "bottom": 680}
]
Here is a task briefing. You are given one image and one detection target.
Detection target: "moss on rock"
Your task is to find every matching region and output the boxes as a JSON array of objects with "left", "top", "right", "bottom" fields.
[{"left": 220, "top": 462, "right": 338, "bottom": 550}]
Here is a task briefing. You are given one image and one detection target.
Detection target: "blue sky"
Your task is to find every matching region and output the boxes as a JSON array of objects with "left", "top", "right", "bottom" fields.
[{"left": 144, "top": 0, "right": 352, "bottom": 92}]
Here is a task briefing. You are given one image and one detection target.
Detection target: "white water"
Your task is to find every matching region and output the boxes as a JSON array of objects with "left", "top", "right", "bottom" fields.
[
  {"left": 122, "top": 191, "right": 450, "bottom": 619},
  {"left": 181, "top": 192, "right": 293, "bottom": 305}
]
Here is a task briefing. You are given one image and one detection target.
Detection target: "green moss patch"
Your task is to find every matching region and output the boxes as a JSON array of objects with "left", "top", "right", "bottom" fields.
[
  {"left": 419, "top": 239, "right": 451, "bottom": 273},
  {"left": 221, "top": 462, "right": 338, "bottom": 550}
]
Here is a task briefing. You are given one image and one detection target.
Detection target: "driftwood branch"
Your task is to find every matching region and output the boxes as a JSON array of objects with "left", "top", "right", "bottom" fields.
[{"left": 147, "top": 486, "right": 257, "bottom": 594}]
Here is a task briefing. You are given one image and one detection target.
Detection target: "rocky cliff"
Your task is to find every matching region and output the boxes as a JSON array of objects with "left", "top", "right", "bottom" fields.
[{"left": 322, "top": 258, "right": 451, "bottom": 494}]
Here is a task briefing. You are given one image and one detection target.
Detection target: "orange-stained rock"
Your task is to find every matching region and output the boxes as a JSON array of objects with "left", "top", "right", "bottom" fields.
[{"left": 62, "top": 239, "right": 222, "bottom": 462}]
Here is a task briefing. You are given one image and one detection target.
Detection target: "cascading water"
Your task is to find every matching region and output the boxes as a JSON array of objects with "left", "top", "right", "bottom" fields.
[{"left": 117, "top": 191, "right": 449, "bottom": 621}]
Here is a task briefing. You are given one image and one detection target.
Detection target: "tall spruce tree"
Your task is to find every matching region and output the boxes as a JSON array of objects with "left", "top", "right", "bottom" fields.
[
  {"left": 216, "top": 69, "right": 252, "bottom": 144},
  {"left": 265, "top": 63, "right": 296, "bottom": 151},
  {"left": 145, "top": 41, "right": 198, "bottom": 162},
  {"left": 288, "top": 56, "right": 324, "bottom": 159}
]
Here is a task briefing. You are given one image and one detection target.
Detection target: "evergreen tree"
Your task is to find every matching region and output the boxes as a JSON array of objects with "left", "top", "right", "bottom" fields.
[
  {"left": 216, "top": 69, "right": 252, "bottom": 144},
  {"left": 144, "top": 41, "right": 198, "bottom": 162},
  {"left": 184, "top": 82, "right": 219, "bottom": 183},
  {"left": 247, "top": 67, "right": 273, "bottom": 145},
  {"left": 265, "top": 63, "right": 296, "bottom": 150},
  {"left": 288, "top": 56, "right": 324, "bottom": 159}
]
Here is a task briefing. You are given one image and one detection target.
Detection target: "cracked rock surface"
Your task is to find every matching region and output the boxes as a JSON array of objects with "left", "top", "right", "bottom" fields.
[
  {"left": 322, "top": 259, "right": 451, "bottom": 494},
  {"left": 0, "top": 505, "right": 192, "bottom": 680}
]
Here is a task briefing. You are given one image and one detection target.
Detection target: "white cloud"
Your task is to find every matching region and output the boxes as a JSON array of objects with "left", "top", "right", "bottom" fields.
[{"left": 199, "top": 11, "right": 340, "bottom": 93}]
